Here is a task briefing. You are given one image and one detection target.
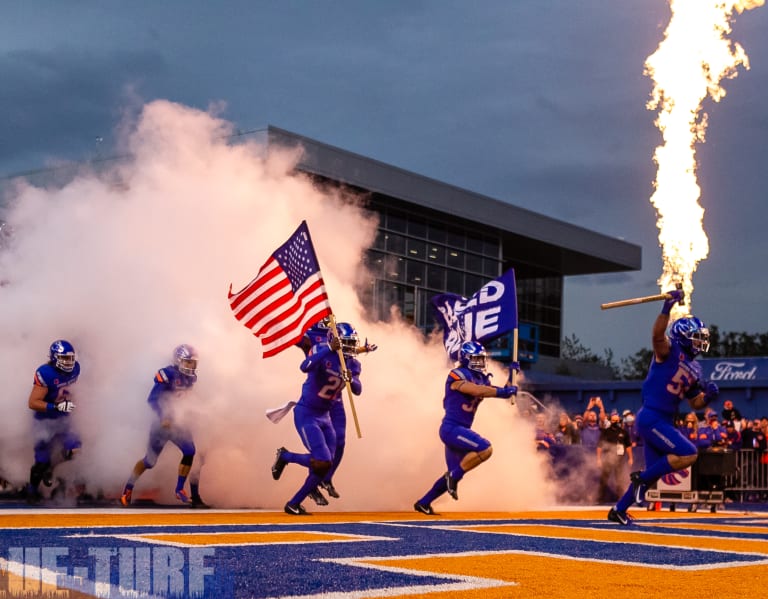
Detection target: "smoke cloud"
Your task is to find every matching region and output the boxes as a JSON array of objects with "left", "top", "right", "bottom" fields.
[{"left": 0, "top": 100, "right": 556, "bottom": 511}]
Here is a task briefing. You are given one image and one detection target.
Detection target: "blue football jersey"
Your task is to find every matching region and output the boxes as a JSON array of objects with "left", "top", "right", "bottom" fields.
[
  {"left": 32, "top": 362, "right": 80, "bottom": 420},
  {"left": 298, "top": 345, "right": 361, "bottom": 412},
  {"left": 442, "top": 366, "right": 491, "bottom": 428},
  {"left": 296, "top": 323, "right": 331, "bottom": 356},
  {"left": 641, "top": 339, "right": 702, "bottom": 416},
  {"left": 147, "top": 364, "right": 196, "bottom": 418}
]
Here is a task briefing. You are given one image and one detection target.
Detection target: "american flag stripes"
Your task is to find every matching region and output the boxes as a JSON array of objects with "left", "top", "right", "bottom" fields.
[{"left": 228, "top": 221, "right": 332, "bottom": 357}]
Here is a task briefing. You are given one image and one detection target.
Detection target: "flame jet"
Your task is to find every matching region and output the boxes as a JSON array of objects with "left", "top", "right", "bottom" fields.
[{"left": 645, "top": 0, "right": 764, "bottom": 316}]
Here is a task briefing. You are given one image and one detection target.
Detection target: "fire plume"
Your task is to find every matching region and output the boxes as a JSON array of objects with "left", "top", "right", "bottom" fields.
[{"left": 645, "top": 0, "right": 763, "bottom": 316}]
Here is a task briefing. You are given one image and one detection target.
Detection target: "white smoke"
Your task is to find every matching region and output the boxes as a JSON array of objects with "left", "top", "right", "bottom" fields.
[{"left": 0, "top": 100, "right": 555, "bottom": 511}]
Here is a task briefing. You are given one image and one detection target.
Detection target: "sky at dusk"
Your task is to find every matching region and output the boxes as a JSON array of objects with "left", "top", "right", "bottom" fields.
[{"left": 2, "top": 1, "right": 767, "bottom": 361}]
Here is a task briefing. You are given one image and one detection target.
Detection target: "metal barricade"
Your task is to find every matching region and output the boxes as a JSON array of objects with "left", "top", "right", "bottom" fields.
[{"left": 723, "top": 450, "right": 768, "bottom": 501}]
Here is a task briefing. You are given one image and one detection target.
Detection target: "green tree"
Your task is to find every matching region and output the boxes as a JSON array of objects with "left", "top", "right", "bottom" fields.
[
  {"left": 565, "top": 323, "right": 768, "bottom": 381},
  {"left": 560, "top": 334, "right": 619, "bottom": 378}
]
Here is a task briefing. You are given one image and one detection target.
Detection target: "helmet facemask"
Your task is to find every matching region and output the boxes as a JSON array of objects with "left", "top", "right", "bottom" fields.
[
  {"left": 459, "top": 341, "right": 488, "bottom": 373},
  {"left": 55, "top": 353, "right": 76, "bottom": 373},
  {"left": 174, "top": 345, "right": 199, "bottom": 376},
  {"left": 49, "top": 340, "right": 76, "bottom": 373},
  {"left": 330, "top": 323, "right": 359, "bottom": 357},
  {"left": 468, "top": 353, "right": 487, "bottom": 372},
  {"left": 690, "top": 328, "right": 710, "bottom": 354}
]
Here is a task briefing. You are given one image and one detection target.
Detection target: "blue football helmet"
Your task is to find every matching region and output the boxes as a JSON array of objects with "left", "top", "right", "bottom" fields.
[
  {"left": 459, "top": 341, "right": 487, "bottom": 372},
  {"left": 669, "top": 316, "right": 710, "bottom": 356},
  {"left": 173, "top": 344, "right": 199, "bottom": 376},
  {"left": 328, "top": 322, "right": 359, "bottom": 356},
  {"left": 49, "top": 339, "right": 76, "bottom": 372}
]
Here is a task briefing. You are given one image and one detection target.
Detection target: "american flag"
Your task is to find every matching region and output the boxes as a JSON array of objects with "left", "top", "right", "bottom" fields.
[{"left": 228, "top": 221, "right": 332, "bottom": 358}]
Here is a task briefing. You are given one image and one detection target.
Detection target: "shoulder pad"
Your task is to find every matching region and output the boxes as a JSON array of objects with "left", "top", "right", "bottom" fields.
[
  {"left": 448, "top": 368, "right": 469, "bottom": 382},
  {"left": 155, "top": 368, "right": 172, "bottom": 385}
]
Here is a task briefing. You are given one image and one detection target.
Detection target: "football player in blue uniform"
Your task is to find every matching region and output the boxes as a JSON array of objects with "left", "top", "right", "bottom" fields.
[
  {"left": 120, "top": 345, "right": 206, "bottom": 507},
  {"left": 608, "top": 290, "right": 719, "bottom": 525},
  {"left": 414, "top": 341, "right": 517, "bottom": 515},
  {"left": 273, "top": 322, "right": 363, "bottom": 515},
  {"left": 295, "top": 317, "right": 376, "bottom": 506},
  {"left": 26, "top": 340, "right": 81, "bottom": 503}
]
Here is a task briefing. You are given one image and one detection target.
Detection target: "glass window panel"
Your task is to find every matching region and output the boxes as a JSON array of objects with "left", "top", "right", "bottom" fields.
[
  {"left": 466, "top": 274, "right": 485, "bottom": 293},
  {"left": 446, "top": 229, "right": 464, "bottom": 249},
  {"left": 373, "top": 230, "right": 386, "bottom": 250},
  {"left": 446, "top": 270, "right": 464, "bottom": 295},
  {"left": 365, "top": 250, "right": 386, "bottom": 277},
  {"left": 386, "top": 233, "right": 406, "bottom": 255},
  {"left": 408, "top": 219, "right": 427, "bottom": 238},
  {"left": 483, "top": 237, "right": 500, "bottom": 257},
  {"left": 427, "top": 244, "right": 445, "bottom": 264},
  {"left": 446, "top": 249, "right": 464, "bottom": 269},
  {"left": 466, "top": 253, "right": 483, "bottom": 273},
  {"left": 387, "top": 211, "right": 407, "bottom": 233},
  {"left": 406, "top": 261, "right": 426, "bottom": 285},
  {"left": 385, "top": 256, "right": 405, "bottom": 282},
  {"left": 483, "top": 257, "right": 500, "bottom": 276},
  {"left": 427, "top": 265, "right": 446, "bottom": 290},
  {"left": 406, "top": 239, "right": 427, "bottom": 260},
  {"left": 427, "top": 225, "right": 446, "bottom": 243},
  {"left": 466, "top": 234, "right": 483, "bottom": 254}
]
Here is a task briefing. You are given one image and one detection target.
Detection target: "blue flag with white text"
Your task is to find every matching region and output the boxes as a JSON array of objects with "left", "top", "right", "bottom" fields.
[{"left": 431, "top": 269, "right": 517, "bottom": 361}]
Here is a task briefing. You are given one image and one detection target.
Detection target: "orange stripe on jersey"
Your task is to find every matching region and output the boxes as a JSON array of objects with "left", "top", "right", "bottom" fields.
[
  {"left": 448, "top": 371, "right": 463, "bottom": 381},
  {"left": 155, "top": 372, "right": 165, "bottom": 383},
  {"left": 33, "top": 372, "right": 47, "bottom": 387}
]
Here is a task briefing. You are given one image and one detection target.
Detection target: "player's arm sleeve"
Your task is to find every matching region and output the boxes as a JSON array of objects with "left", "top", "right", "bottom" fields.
[
  {"left": 147, "top": 370, "right": 171, "bottom": 417},
  {"left": 348, "top": 358, "right": 362, "bottom": 395},
  {"left": 300, "top": 345, "right": 332, "bottom": 373}
]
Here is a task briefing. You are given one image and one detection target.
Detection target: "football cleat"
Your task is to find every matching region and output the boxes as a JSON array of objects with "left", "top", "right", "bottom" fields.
[
  {"left": 190, "top": 495, "right": 210, "bottom": 509},
  {"left": 175, "top": 489, "right": 191, "bottom": 504},
  {"left": 607, "top": 507, "right": 633, "bottom": 526},
  {"left": 319, "top": 480, "right": 340, "bottom": 499},
  {"left": 272, "top": 447, "right": 288, "bottom": 480},
  {"left": 308, "top": 488, "right": 329, "bottom": 506},
  {"left": 444, "top": 471, "right": 459, "bottom": 500},
  {"left": 120, "top": 488, "right": 132, "bottom": 507},
  {"left": 414, "top": 502, "right": 436, "bottom": 515},
  {"left": 630, "top": 471, "right": 647, "bottom": 505},
  {"left": 284, "top": 503, "right": 309, "bottom": 516}
]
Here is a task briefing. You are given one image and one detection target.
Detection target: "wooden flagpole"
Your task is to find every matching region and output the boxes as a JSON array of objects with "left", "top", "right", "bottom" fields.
[
  {"left": 327, "top": 313, "right": 363, "bottom": 439},
  {"left": 507, "top": 327, "right": 518, "bottom": 405}
]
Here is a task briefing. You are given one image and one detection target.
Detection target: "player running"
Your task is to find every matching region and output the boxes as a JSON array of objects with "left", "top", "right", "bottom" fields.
[
  {"left": 272, "top": 322, "right": 363, "bottom": 515},
  {"left": 26, "top": 340, "right": 82, "bottom": 503},
  {"left": 295, "top": 317, "right": 376, "bottom": 506},
  {"left": 414, "top": 341, "right": 517, "bottom": 515},
  {"left": 120, "top": 344, "right": 207, "bottom": 508},
  {"left": 608, "top": 289, "right": 719, "bottom": 525}
]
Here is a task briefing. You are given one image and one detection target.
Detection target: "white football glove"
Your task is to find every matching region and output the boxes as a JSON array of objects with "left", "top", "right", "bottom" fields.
[{"left": 56, "top": 400, "right": 75, "bottom": 413}]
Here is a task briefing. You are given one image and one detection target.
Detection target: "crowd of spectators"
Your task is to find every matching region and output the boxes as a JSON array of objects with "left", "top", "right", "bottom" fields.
[{"left": 531, "top": 396, "right": 768, "bottom": 504}]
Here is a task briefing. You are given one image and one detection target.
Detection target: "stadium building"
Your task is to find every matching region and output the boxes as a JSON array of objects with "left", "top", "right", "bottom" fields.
[{"left": 265, "top": 126, "right": 641, "bottom": 366}]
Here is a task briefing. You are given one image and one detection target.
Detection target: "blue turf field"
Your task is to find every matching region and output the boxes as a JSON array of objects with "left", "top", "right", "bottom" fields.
[{"left": 1, "top": 506, "right": 767, "bottom": 598}]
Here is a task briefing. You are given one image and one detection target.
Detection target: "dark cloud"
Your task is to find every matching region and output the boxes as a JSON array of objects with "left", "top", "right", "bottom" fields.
[
  {"left": 1, "top": 1, "right": 766, "bottom": 360},
  {"left": 0, "top": 47, "right": 167, "bottom": 172}
]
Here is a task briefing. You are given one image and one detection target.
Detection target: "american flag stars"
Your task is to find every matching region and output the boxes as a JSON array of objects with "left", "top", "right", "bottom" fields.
[{"left": 274, "top": 231, "right": 318, "bottom": 291}]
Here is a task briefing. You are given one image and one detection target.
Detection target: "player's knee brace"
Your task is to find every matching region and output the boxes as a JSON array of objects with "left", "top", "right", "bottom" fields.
[
  {"left": 309, "top": 459, "right": 332, "bottom": 478},
  {"left": 180, "top": 454, "right": 194, "bottom": 467}
]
